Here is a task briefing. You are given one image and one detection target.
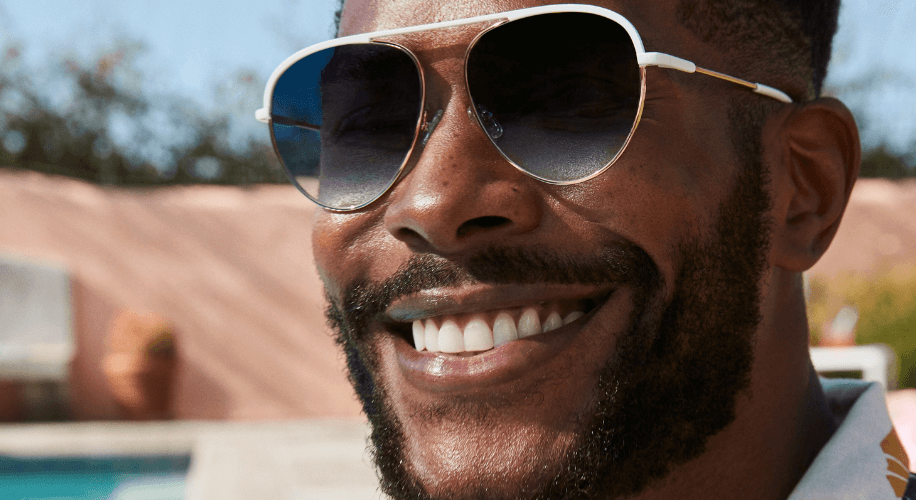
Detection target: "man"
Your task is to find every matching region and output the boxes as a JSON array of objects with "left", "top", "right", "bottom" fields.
[{"left": 259, "top": 0, "right": 914, "bottom": 498}]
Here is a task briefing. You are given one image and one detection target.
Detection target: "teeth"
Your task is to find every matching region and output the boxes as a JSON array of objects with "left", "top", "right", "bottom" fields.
[
  {"left": 563, "top": 311, "right": 584, "bottom": 325},
  {"left": 542, "top": 312, "right": 562, "bottom": 332},
  {"left": 464, "top": 318, "right": 494, "bottom": 352},
  {"left": 424, "top": 319, "right": 439, "bottom": 352},
  {"left": 438, "top": 320, "right": 465, "bottom": 353},
  {"left": 410, "top": 308, "right": 586, "bottom": 353},
  {"left": 517, "top": 308, "right": 541, "bottom": 338},
  {"left": 412, "top": 320, "right": 426, "bottom": 351},
  {"left": 493, "top": 312, "right": 518, "bottom": 347}
]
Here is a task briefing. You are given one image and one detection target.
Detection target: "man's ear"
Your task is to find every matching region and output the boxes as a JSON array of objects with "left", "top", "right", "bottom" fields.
[{"left": 771, "top": 97, "right": 861, "bottom": 272}]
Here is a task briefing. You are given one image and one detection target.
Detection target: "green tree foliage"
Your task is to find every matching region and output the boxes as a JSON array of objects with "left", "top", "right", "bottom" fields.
[
  {"left": 860, "top": 144, "right": 913, "bottom": 179},
  {"left": 2, "top": 42, "right": 913, "bottom": 184},
  {"left": 809, "top": 270, "right": 916, "bottom": 388},
  {"left": 822, "top": 63, "right": 915, "bottom": 179},
  {"left": 0, "top": 43, "right": 286, "bottom": 186}
]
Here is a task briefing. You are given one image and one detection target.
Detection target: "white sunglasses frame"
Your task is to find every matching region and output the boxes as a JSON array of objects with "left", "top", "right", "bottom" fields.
[{"left": 256, "top": 4, "right": 793, "bottom": 211}]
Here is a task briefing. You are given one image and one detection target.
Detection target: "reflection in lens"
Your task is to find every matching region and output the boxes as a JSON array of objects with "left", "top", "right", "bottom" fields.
[
  {"left": 271, "top": 43, "right": 423, "bottom": 209},
  {"left": 467, "top": 13, "right": 642, "bottom": 182}
]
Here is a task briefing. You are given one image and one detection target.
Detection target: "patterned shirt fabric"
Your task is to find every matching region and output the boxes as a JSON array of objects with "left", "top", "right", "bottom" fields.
[{"left": 788, "top": 378, "right": 912, "bottom": 499}]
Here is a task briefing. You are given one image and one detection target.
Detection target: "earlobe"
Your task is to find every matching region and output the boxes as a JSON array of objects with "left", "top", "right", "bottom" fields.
[{"left": 773, "top": 97, "right": 861, "bottom": 272}]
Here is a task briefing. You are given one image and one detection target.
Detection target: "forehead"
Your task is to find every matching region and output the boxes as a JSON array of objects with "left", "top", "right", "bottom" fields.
[{"left": 339, "top": 0, "right": 683, "bottom": 49}]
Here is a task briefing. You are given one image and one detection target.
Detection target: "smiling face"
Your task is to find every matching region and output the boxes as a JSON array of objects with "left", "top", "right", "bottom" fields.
[{"left": 313, "top": 1, "right": 781, "bottom": 498}]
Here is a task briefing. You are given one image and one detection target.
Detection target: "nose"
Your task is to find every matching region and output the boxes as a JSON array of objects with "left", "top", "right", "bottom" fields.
[{"left": 383, "top": 100, "right": 543, "bottom": 254}]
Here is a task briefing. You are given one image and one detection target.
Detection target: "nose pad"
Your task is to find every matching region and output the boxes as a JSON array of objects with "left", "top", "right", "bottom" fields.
[
  {"left": 468, "top": 104, "right": 503, "bottom": 139},
  {"left": 420, "top": 109, "right": 444, "bottom": 145}
]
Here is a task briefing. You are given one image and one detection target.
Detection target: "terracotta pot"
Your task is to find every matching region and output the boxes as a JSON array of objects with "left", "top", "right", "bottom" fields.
[
  {"left": 104, "top": 309, "right": 178, "bottom": 420},
  {"left": 103, "top": 353, "right": 176, "bottom": 420}
]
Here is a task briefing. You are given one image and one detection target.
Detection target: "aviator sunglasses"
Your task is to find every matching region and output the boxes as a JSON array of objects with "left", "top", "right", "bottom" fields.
[{"left": 256, "top": 4, "right": 793, "bottom": 211}]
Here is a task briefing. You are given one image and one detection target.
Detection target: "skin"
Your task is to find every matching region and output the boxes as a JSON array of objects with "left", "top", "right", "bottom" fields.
[{"left": 312, "top": 0, "right": 862, "bottom": 498}]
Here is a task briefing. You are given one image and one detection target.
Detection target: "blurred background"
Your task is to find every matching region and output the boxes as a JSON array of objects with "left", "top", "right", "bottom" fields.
[
  {"left": 0, "top": 0, "right": 913, "bottom": 498},
  {"left": 0, "top": 0, "right": 914, "bottom": 185}
]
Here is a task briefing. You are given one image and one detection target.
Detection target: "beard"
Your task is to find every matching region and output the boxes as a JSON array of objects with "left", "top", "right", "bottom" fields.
[{"left": 325, "top": 107, "right": 773, "bottom": 499}]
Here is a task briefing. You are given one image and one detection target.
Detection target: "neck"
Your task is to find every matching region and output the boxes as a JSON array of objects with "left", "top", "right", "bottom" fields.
[{"left": 628, "top": 272, "right": 837, "bottom": 500}]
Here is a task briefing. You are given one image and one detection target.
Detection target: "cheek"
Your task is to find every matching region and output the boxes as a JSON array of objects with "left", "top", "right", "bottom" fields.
[
  {"left": 312, "top": 209, "right": 405, "bottom": 298},
  {"left": 575, "top": 100, "right": 735, "bottom": 272},
  {"left": 551, "top": 148, "right": 721, "bottom": 284},
  {"left": 311, "top": 212, "right": 347, "bottom": 298}
]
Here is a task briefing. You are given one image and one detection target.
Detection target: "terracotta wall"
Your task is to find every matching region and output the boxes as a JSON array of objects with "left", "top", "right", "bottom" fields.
[
  {"left": 0, "top": 170, "right": 361, "bottom": 420},
  {"left": 2, "top": 170, "right": 913, "bottom": 421},
  {"left": 807, "top": 179, "right": 916, "bottom": 279}
]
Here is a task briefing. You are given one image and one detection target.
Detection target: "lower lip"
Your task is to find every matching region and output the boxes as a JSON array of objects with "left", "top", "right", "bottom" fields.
[{"left": 393, "top": 313, "right": 589, "bottom": 394}]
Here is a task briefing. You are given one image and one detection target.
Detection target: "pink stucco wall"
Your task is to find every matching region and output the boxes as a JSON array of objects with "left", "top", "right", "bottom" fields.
[
  {"left": 1, "top": 170, "right": 913, "bottom": 422},
  {"left": 0, "top": 170, "right": 361, "bottom": 420}
]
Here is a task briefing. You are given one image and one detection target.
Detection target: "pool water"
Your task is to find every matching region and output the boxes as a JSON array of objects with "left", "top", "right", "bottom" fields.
[{"left": 0, "top": 455, "right": 190, "bottom": 500}]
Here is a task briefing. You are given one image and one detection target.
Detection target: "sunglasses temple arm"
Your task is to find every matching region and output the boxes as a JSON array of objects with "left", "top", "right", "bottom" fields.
[
  {"left": 254, "top": 108, "right": 322, "bottom": 131},
  {"left": 637, "top": 52, "right": 793, "bottom": 103},
  {"left": 256, "top": 111, "right": 321, "bottom": 131}
]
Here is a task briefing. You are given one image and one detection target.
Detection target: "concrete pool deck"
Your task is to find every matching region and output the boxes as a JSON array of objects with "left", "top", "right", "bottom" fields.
[{"left": 0, "top": 419, "right": 383, "bottom": 500}]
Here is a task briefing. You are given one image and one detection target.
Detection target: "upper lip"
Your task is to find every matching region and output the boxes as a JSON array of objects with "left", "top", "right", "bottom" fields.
[{"left": 384, "top": 283, "right": 617, "bottom": 323}]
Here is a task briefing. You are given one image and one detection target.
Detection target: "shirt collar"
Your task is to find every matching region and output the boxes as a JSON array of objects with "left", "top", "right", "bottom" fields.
[{"left": 788, "top": 378, "right": 910, "bottom": 499}]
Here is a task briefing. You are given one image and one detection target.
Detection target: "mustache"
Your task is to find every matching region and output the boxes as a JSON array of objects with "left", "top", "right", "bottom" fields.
[{"left": 331, "top": 241, "right": 662, "bottom": 335}]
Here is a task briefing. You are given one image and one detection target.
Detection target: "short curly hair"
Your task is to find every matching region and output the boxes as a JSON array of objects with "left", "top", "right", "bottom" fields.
[
  {"left": 677, "top": 0, "right": 841, "bottom": 100},
  {"left": 334, "top": 0, "right": 841, "bottom": 100}
]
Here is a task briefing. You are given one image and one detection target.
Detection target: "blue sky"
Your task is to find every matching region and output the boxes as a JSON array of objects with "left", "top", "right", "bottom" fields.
[
  {"left": 1, "top": 0, "right": 914, "bottom": 153},
  {"left": 0, "top": 0, "right": 339, "bottom": 104}
]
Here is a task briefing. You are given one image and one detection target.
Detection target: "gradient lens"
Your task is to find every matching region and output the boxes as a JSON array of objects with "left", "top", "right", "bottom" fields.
[
  {"left": 270, "top": 43, "right": 423, "bottom": 210},
  {"left": 467, "top": 13, "right": 642, "bottom": 182}
]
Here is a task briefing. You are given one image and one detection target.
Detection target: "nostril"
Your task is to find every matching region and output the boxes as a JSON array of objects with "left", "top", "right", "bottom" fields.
[
  {"left": 456, "top": 216, "right": 511, "bottom": 238},
  {"left": 394, "top": 226, "right": 425, "bottom": 244}
]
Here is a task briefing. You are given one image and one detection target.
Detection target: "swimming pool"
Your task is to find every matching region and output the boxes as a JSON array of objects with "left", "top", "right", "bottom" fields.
[{"left": 0, "top": 454, "right": 189, "bottom": 500}]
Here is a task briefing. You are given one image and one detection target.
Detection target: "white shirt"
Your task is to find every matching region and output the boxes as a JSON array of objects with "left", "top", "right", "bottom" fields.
[{"left": 788, "top": 378, "right": 912, "bottom": 500}]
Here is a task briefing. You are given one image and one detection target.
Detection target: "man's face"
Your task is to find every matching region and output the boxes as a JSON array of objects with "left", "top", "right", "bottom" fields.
[{"left": 314, "top": 1, "right": 775, "bottom": 498}]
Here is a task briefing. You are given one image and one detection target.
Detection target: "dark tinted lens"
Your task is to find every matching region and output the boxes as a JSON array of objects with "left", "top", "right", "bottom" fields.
[
  {"left": 271, "top": 43, "right": 422, "bottom": 209},
  {"left": 467, "top": 13, "right": 642, "bottom": 182}
]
